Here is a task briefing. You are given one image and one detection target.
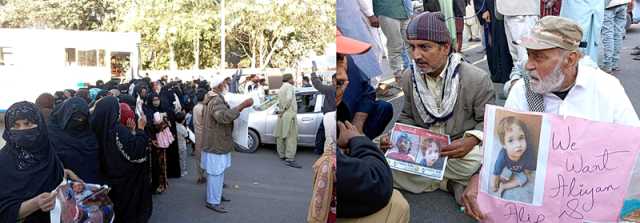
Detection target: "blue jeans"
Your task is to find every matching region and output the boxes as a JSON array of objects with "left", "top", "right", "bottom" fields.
[{"left": 602, "top": 4, "right": 628, "bottom": 71}]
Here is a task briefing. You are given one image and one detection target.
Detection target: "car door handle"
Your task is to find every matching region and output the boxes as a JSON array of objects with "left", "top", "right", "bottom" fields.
[{"left": 301, "top": 117, "right": 313, "bottom": 121}]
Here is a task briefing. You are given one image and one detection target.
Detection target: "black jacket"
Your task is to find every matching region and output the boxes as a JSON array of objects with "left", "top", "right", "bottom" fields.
[
  {"left": 310, "top": 72, "right": 336, "bottom": 113},
  {"left": 336, "top": 136, "right": 393, "bottom": 218}
]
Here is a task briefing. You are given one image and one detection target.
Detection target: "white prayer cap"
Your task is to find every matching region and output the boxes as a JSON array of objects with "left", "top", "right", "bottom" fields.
[{"left": 211, "top": 73, "right": 231, "bottom": 88}]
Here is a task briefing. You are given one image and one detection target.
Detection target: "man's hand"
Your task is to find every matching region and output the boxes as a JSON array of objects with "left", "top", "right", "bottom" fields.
[
  {"left": 242, "top": 98, "right": 254, "bottom": 108},
  {"left": 351, "top": 112, "right": 368, "bottom": 134},
  {"left": 440, "top": 136, "right": 479, "bottom": 158},
  {"left": 368, "top": 16, "right": 380, "bottom": 28},
  {"left": 462, "top": 174, "right": 484, "bottom": 221},
  {"left": 379, "top": 133, "right": 392, "bottom": 153},
  {"left": 482, "top": 11, "right": 491, "bottom": 23},
  {"left": 337, "top": 121, "right": 364, "bottom": 148}
]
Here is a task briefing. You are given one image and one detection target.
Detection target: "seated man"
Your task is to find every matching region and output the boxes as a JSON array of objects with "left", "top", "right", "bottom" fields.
[
  {"left": 383, "top": 12, "right": 495, "bottom": 204},
  {"left": 461, "top": 16, "right": 640, "bottom": 220},
  {"left": 335, "top": 29, "right": 410, "bottom": 223}
]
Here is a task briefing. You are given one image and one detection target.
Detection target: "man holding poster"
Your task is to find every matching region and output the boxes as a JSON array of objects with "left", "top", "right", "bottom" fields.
[
  {"left": 461, "top": 16, "right": 640, "bottom": 222},
  {"left": 381, "top": 11, "right": 495, "bottom": 205}
]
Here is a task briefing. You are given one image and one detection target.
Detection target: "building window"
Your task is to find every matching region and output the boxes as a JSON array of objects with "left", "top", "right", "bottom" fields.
[
  {"left": 65, "top": 48, "right": 76, "bottom": 66},
  {"left": 0, "top": 47, "right": 15, "bottom": 66},
  {"left": 78, "top": 49, "right": 97, "bottom": 67},
  {"left": 98, "top": 49, "right": 106, "bottom": 67}
]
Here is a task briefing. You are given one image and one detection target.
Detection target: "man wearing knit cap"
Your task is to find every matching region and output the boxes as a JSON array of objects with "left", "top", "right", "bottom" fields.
[
  {"left": 201, "top": 74, "right": 253, "bottom": 213},
  {"left": 276, "top": 73, "right": 301, "bottom": 168},
  {"left": 381, "top": 11, "right": 495, "bottom": 205},
  {"left": 461, "top": 16, "right": 640, "bottom": 221}
]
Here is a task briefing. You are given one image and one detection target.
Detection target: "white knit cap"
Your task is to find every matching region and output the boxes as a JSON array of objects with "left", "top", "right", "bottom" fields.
[{"left": 211, "top": 73, "right": 231, "bottom": 88}]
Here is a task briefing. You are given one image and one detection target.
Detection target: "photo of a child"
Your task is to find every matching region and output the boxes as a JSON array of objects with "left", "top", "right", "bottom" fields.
[
  {"left": 492, "top": 117, "right": 537, "bottom": 198},
  {"left": 385, "top": 123, "right": 450, "bottom": 180},
  {"left": 386, "top": 132, "right": 417, "bottom": 163},
  {"left": 486, "top": 110, "right": 542, "bottom": 204},
  {"left": 415, "top": 137, "right": 444, "bottom": 169},
  {"left": 55, "top": 181, "right": 114, "bottom": 223}
]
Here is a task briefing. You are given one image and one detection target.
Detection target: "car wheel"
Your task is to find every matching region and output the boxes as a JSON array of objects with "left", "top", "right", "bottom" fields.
[{"left": 235, "top": 130, "right": 260, "bottom": 153}]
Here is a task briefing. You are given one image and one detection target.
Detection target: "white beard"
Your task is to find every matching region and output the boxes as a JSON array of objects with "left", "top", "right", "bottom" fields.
[{"left": 529, "top": 60, "right": 566, "bottom": 94}]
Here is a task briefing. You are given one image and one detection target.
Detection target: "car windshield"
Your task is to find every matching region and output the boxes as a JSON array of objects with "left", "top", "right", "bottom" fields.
[{"left": 256, "top": 95, "right": 279, "bottom": 111}]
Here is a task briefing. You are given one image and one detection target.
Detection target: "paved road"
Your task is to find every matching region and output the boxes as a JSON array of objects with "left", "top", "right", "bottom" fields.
[{"left": 149, "top": 145, "right": 317, "bottom": 223}]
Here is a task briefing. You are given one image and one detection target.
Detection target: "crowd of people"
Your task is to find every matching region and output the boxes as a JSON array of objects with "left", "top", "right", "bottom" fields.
[
  {"left": 0, "top": 68, "right": 322, "bottom": 222},
  {"left": 332, "top": 0, "right": 640, "bottom": 222}
]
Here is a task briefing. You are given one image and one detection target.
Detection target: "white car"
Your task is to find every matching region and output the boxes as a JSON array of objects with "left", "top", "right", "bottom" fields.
[{"left": 239, "top": 87, "right": 325, "bottom": 153}]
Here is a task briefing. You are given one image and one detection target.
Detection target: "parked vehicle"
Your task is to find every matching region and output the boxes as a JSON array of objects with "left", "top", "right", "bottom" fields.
[{"left": 238, "top": 87, "right": 324, "bottom": 153}]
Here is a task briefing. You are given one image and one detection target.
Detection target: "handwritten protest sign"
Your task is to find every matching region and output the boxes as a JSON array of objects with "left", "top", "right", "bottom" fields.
[{"left": 478, "top": 105, "right": 640, "bottom": 223}]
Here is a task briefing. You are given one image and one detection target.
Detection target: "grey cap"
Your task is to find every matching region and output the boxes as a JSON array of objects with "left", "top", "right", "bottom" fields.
[{"left": 516, "top": 16, "right": 583, "bottom": 51}]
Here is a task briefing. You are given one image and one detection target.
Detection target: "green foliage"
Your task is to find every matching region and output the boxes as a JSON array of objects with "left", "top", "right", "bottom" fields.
[{"left": 0, "top": 0, "right": 336, "bottom": 70}]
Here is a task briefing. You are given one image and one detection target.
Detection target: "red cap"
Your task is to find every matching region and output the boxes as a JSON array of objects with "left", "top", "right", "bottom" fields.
[{"left": 336, "top": 29, "right": 371, "bottom": 55}]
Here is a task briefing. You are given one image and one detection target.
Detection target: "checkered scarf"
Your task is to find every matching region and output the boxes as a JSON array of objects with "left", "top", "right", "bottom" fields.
[{"left": 411, "top": 53, "right": 463, "bottom": 125}]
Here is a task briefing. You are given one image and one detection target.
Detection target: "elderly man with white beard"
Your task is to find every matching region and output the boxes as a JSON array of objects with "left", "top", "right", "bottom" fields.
[{"left": 460, "top": 16, "right": 640, "bottom": 221}]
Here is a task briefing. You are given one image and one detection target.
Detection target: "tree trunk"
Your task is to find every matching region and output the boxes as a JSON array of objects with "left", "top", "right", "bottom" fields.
[
  {"left": 169, "top": 42, "right": 177, "bottom": 70},
  {"left": 193, "top": 35, "right": 200, "bottom": 70}
]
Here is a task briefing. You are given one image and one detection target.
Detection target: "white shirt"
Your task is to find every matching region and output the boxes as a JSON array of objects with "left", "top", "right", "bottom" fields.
[
  {"left": 176, "top": 123, "right": 189, "bottom": 151},
  {"left": 608, "top": 0, "right": 630, "bottom": 8},
  {"left": 505, "top": 63, "right": 640, "bottom": 127}
]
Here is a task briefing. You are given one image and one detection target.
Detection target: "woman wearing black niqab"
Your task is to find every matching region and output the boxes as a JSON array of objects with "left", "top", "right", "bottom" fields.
[
  {"left": 159, "top": 85, "right": 182, "bottom": 178},
  {"left": 143, "top": 92, "right": 169, "bottom": 193},
  {"left": 91, "top": 96, "right": 152, "bottom": 223},
  {"left": 0, "top": 101, "right": 64, "bottom": 223},
  {"left": 48, "top": 97, "right": 103, "bottom": 184}
]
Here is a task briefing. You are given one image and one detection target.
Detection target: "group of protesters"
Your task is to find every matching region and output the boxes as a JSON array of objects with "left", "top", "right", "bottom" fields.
[
  {"left": 328, "top": 0, "right": 640, "bottom": 222},
  {"left": 0, "top": 70, "right": 282, "bottom": 222}
]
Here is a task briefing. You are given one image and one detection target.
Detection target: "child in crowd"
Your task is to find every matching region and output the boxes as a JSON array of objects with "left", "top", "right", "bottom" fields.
[
  {"left": 175, "top": 112, "right": 192, "bottom": 177},
  {"left": 492, "top": 116, "right": 537, "bottom": 197}
]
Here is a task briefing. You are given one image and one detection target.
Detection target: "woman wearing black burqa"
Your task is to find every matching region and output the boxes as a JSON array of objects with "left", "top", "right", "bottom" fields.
[
  {"left": 91, "top": 96, "right": 152, "bottom": 223},
  {"left": 48, "top": 97, "right": 103, "bottom": 184},
  {"left": 143, "top": 92, "right": 170, "bottom": 193},
  {"left": 159, "top": 84, "right": 182, "bottom": 178},
  {"left": 0, "top": 101, "right": 79, "bottom": 222}
]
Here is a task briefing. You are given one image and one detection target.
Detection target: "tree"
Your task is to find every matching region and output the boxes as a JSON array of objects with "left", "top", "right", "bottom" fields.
[
  {"left": 0, "top": 0, "right": 125, "bottom": 30},
  {"left": 226, "top": 0, "right": 335, "bottom": 69},
  {"left": 0, "top": 0, "right": 336, "bottom": 70}
]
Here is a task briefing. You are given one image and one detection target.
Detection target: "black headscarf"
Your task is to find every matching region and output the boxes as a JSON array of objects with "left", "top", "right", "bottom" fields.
[
  {"left": 90, "top": 96, "right": 152, "bottom": 222},
  {"left": 0, "top": 102, "right": 64, "bottom": 223},
  {"left": 132, "top": 82, "right": 149, "bottom": 101},
  {"left": 159, "top": 85, "right": 177, "bottom": 114},
  {"left": 143, "top": 92, "right": 162, "bottom": 122},
  {"left": 48, "top": 97, "right": 102, "bottom": 184}
]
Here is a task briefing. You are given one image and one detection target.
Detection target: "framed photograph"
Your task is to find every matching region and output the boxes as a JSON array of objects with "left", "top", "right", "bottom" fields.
[{"left": 385, "top": 123, "right": 449, "bottom": 180}]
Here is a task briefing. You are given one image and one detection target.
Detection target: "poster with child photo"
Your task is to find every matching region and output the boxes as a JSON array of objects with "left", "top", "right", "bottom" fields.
[
  {"left": 50, "top": 180, "right": 114, "bottom": 223},
  {"left": 481, "top": 107, "right": 545, "bottom": 205},
  {"left": 384, "top": 123, "right": 449, "bottom": 180}
]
